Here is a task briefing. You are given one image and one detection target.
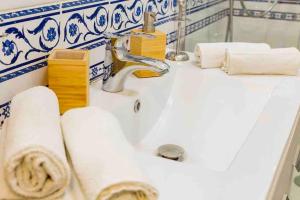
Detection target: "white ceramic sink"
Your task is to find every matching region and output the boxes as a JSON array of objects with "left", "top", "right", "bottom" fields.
[{"left": 90, "top": 55, "right": 300, "bottom": 200}]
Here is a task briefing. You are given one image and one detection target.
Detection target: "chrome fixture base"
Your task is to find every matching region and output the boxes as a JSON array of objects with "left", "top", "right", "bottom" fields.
[
  {"left": 166, "top": 0, "right": 189, "bottom": 62},
  {"left": 166, "top": 51, "right": 189, "bottom": 61}
]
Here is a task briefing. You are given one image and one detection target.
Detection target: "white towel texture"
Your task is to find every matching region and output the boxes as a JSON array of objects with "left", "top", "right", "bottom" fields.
[
  {"left": 223, "top": 47, "right": 300, "bottom": 75},
  {"left": 61, "top": 107, "right": 158, "bottom": 200},
  {"left": 194, "top": 42, "right": 271, "bottom": 68},
  {"left": 0, "top": 86, "right": 70, "bottom": 200}
]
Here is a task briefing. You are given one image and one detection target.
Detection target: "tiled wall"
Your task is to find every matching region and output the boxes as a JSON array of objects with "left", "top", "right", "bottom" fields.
[
  {"left": 185, "top": 0, "right": 228, "bottom": 51},
  {"left": 232, "top": 0, "right": 300, "bottom": 47},
  {"left": 185, "top": 0, "right": 300, "bottom": 51},
  {"left": 0, "top": 0, "right": 227, "bottom": 125},
  {"left": 2, "top": 0, "right": 298, "bottom": 125}
]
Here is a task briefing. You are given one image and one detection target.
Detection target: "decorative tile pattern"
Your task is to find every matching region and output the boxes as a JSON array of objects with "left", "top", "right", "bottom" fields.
[
  {"left": 0, "top": 4, "right": 61, "bottom": 76},
  {"left": 61, "top": 0, "right": 110, "bottom": 49},
  {"left": 0, "top": 102, "right": 10, "bottom": 126},
  {"left": 187, "top": 0, "right": 226, "bottom": 15},
  {"left": 234, "top": 9, "right": 300, "bottom": 21},
  {"left": 242, "top": 0, "right": 300, "bottom": 4},
  {"left": 186, "top": 9, "right": 229, "bottom": 35},
  {"left": 0, "top": 4, "right": 60, "bottom": 20},
  {"left": 167, "top": 8, "right": 229, "bottom": 44},
  {"left": 90, "top": 60, "right": 105, "bottom": 81},
  {"left": 0, "top": 0, "right": 230, "bottom": 125},
  {"left": 62, "top": 0, "right": 105, "bottom": 9},
  {"left": 0, "top": 60, "right": 47, "bottom": 83},
  {"left": 1, "top": 0, "right": 298, "bottom": 125},
  {"left": 110, "top": 0, "right": 144, "bottom": 31}
]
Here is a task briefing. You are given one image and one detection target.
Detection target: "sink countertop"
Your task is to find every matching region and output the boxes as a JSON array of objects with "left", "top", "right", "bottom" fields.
[
  {"left": 1, "top": 53, "right": 300, "bottom": 200},
  {"left": 132, "top": 53, "right": 300, "bottom": 200}
]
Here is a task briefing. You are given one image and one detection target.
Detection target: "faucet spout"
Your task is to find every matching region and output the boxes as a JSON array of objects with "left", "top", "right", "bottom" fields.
[{"left": 102, "top": 33, "right": 170, "bottom": 93}]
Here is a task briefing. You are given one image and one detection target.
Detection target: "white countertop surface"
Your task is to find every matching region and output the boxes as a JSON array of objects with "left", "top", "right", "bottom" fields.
[
  {"left": 1, "top": 55, "right": 300, "bottom": 200},
  {"left": 133, "top": 56, "right": 300, "bottom": 200}
]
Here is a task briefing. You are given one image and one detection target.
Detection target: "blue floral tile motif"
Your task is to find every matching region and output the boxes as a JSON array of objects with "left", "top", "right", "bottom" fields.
[
  {"left": 148, "top": 5, "right": 153, "bottom": 11},
  {"left": 188, "top": 0, "right": 204, "bottom": 8},
  {"left": 0, "top": 17, "right": 60, "bottom": 66},
  {"left": 0, "top": 39, "right": 21, "bottom": 65},
  {"left": 173, "top": 0, "right": 177, "bottom": 7},
  {"left": 99, "top": 15, "right": 106, "bottom": 26},
  {"left": 2, "top": 40, "right": 15, "bottom": 56},
  {"left": 111, "top": 0, "right": 144, "bottom": 30},
  {"left": 2, "top": 105, "right": 10, "bottom": 119},
  {"left": 146, "top": 0, "right": 170, "bottom": 16},
  {"left": 47, "top": 27, "right": 57, "bottom": 42},
  {"left": 91, "top": 66, "right": 99, "bottom": 77},
  {"left": 136, "top": 6, "right": 142, "bottom": 16},
  {"left": 0, "top": 102, "right": 11, "bottom": 126},
  {"left": 164, "top": 0, "right": 168, "bottom": 9},
  {"left": 114, "top": 13, "right": 121, "bottom": 24},
  {"left": 103, "top": 63, "right": 112, "bottom": 82},
  {"left": 69, "top": 23, "right": 78, "bottom": 37},
  {"left": 64, "top": 6, "right": 108, "bottom": 45},
  {"left": 171, "top": 0, "right": 177, "bottom": 12}
]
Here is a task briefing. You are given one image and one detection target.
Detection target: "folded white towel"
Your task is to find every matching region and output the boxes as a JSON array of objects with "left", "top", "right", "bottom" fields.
[
  {"left": 0, "top": 86, "right": 70, "bottom": 200},
  {"left": 61, "top": 107, "right": 158, "bottom": 200},
  {"left": 194, "top": 42, "right": 271, "bottom": 68},
  {"left": 223, "top": 47, "right": 300, "bottom": 75}
]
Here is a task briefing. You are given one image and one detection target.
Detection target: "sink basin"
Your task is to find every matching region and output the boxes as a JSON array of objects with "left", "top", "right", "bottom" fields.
[
  {"left": 90, "top": 63, "right": 174, "bottom": 145},
  {"left": 89, "top": 56, "right": 300, "bottom": 200},
  {"left": 91, "top": 61, "right": 282, "bottom": 171}
]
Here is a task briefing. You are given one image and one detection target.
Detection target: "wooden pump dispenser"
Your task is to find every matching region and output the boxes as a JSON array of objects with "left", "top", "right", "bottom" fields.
[{"left": 130, "top": 12, "right": 167, "bottom": 78}]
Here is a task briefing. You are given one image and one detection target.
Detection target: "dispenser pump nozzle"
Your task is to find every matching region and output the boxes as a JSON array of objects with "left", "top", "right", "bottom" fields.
[{"left": 143, "top": 12, "right": 156, "bottom": 33}]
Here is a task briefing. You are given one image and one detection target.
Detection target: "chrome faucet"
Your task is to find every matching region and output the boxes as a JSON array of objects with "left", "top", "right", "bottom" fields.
[{"left": 102, "top": 32, "right": 170, "bottom": 93}]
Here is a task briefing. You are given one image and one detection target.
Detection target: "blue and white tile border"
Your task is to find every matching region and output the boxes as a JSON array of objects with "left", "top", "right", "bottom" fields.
[
  {"left": 233, "top": 9, "right": 300, "bottom": 21},
  {"left": 0, "top": 0, "right": 230, "bottom": 85},
  {"left": 0, "top": 102, "right": 10, "bottom": 126},
  {"left": 241, "top": 0, "right": 300, "bottom": 5},
  {"left": 0, "top": 4, "right": 61, "bottom": 82},
  {"left": 0, "top": 0, "right": 228, "bottom": 124},
  {"left": 233, "top": 0, "right": 300, "bottom": 21},
  {"left": 2, "top": 0, "right": 298, "bottom": 124}
]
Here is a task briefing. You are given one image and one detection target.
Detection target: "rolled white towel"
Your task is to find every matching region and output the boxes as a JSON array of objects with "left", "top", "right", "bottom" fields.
[
  {"left": 61, "top": 107, "right": 158, "bottom": 200},
  {"left": 0, "top": 86, "right": 70, "bottom": 200},
  {"left": 194, "top": 42, "right": 271, "bottom": 68},
  {"left": 222, "top": 47, "right": 300, "bottom": 75}
]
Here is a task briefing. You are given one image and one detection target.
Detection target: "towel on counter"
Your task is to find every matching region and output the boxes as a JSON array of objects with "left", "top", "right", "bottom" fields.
[
  {"left": 194, "top": 42, "right": 271, "bottom": 68},
  {"left": 0, "top": 86, "right": 71, "bottom": 200},
  {"left": 222, "top": 47, "right": 300, "bottom": 75},
  {"left": 61, "top": 107, "right": 158, "bottom": 200}
]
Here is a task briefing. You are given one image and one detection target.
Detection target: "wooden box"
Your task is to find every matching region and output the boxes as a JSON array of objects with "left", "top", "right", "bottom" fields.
[
  {"left": 130, "top": 29, "right": 166, "bottom": 78},
  {"left": 48, "top": 49, "right": 89, "bottom": 114}
]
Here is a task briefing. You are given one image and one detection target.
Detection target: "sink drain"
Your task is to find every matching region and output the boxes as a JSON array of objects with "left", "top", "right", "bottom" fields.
[{"left": 157, "top": 144, "right": 185, "bottom": 161}]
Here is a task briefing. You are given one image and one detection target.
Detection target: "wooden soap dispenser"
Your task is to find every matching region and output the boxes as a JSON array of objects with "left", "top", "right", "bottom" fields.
[{"left": 130, "top": 12, "right": 167, "bottom": 78}]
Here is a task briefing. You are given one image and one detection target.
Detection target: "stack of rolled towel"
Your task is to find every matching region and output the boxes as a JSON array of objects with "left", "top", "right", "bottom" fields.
[
  {"left": 0, "top": 86, "right": 158, "bottom": 200},
  {"left": 0, "top": 86, "right": 71, "bottom": 200},
  {"left": 194, "top": 42, "right": 300, "bottom": 75},
  {"left": 62, "top": 107, "right": 158, "bottom": 200}
]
